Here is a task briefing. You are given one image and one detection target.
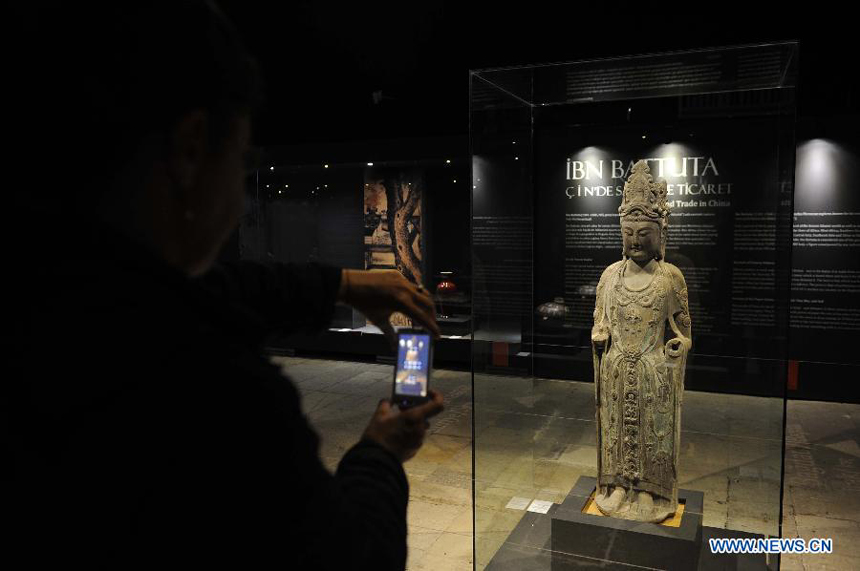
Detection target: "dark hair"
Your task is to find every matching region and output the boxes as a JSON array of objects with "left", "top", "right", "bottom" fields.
[{"left": 43, "top": 1, "right": 264, "bottom": 207}]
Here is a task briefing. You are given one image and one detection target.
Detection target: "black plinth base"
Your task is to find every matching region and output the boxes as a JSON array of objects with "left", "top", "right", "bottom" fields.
[
  {"left": 551, "top": 476, "right": 702, "bottom": 571},
  {"left": 485, "top": 475, "right": 776, "bottom": 571}
]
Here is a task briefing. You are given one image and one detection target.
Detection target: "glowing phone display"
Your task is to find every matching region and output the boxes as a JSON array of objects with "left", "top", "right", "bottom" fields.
[{"left": 393, "top": 332, "right": 431, "bottom": 398}]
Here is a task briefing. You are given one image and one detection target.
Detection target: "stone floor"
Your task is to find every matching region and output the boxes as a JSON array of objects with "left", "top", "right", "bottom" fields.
[
  {"left": 781, "top": 401, "right": 860, "bottom": 571},
  {"left": 272, "top": 356, "right": 474, "bottom": 570},
  {"left": 271, "top": 355, "right": 860, "bottom": 570}
]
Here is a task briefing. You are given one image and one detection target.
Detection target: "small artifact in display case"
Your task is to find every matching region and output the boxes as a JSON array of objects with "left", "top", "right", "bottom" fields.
[
  {"left": 435, "top": 273, "right": 457, "bottom": 318},
  {"left": 591, "top": 161, "right": 693, "bottom": 523},
  {"left": 436, "top": 276, "right": 457, "bottom": 295},
  {"left": 537, "top": 297, "right": 568, "bottom": 319}
]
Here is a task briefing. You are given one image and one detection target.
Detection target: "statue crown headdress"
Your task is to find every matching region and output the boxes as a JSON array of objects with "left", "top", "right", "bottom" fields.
[{"left": 618, "top": 160, "right": 670, "bottom": 223}]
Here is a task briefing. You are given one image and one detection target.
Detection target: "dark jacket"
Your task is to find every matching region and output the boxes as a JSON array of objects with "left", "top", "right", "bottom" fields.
[{"left": 7, "top": 220, "right": 407, "bottom": 569}]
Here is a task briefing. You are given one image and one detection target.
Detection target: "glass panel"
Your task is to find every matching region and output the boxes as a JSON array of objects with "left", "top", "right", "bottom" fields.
[
  {"left": 473, "top": 43, "right": 796, "bottom": 570},
  {"left": 471, "top": 67, "right": 538, "bottom": 569}
]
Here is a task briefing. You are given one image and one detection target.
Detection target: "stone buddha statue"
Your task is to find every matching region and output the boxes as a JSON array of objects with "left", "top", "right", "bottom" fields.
[{"left": 591, "top": 160, "right": 692, "bottom": 523}]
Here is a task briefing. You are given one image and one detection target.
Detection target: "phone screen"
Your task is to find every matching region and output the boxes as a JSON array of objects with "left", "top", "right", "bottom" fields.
[{"left": 394, "top": 333, "right": 431, "bottom": 398}]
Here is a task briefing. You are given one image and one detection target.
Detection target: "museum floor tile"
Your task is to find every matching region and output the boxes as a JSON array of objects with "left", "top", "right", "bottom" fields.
[{"left": 272, "top": 355, "right": 860, "bottom": 571}]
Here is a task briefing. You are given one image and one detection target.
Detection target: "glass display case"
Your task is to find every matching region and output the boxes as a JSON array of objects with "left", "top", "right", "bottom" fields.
[{"left": 471, "top": 43, "right": 798, "bottom": 570}]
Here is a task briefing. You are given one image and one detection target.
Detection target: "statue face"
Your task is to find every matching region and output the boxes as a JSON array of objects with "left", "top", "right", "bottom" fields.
[{"left": 621, "top": 219, "right": 660, "bottom": 263}]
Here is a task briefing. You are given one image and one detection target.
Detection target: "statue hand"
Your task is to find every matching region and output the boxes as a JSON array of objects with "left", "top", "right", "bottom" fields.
[
  {"left": 665, "top": 337, "right": 688, "bottom": 358},
  {"left": 592, "top": 331, "right": 609, "bottom": 352}
]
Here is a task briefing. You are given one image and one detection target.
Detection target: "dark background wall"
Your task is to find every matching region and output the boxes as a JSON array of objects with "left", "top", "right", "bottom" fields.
[{"left": 217, "top": 2, "right": 856, "bottom": 146}]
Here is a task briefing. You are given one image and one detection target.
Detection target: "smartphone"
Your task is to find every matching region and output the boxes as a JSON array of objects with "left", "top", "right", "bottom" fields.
[{"left": 392, "top": 328, "right": 433, "bottom": 409}]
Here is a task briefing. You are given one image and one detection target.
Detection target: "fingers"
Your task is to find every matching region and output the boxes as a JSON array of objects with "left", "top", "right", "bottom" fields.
[
  {"left": 375, "top": 398, "right": 392, "bottom": 417},
  {"left": 413, "top": 286, "right": 435, "bottom": 314},
  {"left": 422, "top": 389, "right": 445, "bottom": 418},
  {"left": 412, "top": 289, "right": 441, "bottom": 337},
  {"left": 373, "top": 316, "right": 398, "bottom": 351},
  {"left": 402, "top": 289, "right": 441, "bottom": 338},
  {"left": 389, "top": 275, "right": 439, "bottom": 337},
  {"left": 387, "top": 289, "right": 439, "bottom": 338},
  {"left": 407, "top": 307, "right": 441, "bottom": 338},
  {"left": 403, "top": 390, "right": 445, "bottom": 422}
]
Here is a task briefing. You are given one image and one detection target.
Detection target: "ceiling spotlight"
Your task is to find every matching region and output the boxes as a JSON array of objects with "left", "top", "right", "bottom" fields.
[
  {"left": 515, "top": 157, "right": 519, "bottom": 160},
  {"left": 367, "top": 162, "right": 374, "bottom": 166},
  {"left": 453, "top": 179, "right": 457, "bottom": 183},
  {"left": 269, "top": 166, "right": 274, "bottom": 171},
  {"left": 266, "top": 184, "right": 270, "bottom": 188},
  {"left": 324, "top": 164, "right": 329, "bottom": 168},
  {"left": 446, "top": 159, "right": 451, "bottom": 164},
  {"left": 642, "top": 135, "right": 647, "bottom": 139}
]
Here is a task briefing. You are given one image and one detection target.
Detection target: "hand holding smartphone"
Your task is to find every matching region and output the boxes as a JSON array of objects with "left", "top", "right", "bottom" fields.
[{"left": 362, "top": 329, "right": 442, "bottom": 461}]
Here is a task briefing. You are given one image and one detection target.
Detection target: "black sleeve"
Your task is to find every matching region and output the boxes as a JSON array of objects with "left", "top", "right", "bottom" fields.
[
  {"left": 258, "top": 372, "right": 409, "bottom": 570},
  {"left": 335, "top": 440, "right": 409, "bottom": 569},
  {"left": 277, "top": 409, "right": 409, "bottom": 571},
  {"left": 196, "top": 261, "right": 343, "bottom": 335},
  {"left": 126, "top": 357, "right": 409, "bottom": 571}
]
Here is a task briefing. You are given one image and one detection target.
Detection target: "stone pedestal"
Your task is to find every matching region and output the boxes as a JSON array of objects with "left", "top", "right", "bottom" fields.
[
  {"left": 551, "top": 476, "right": 703, "bottom": 571},
  {"left": 484, "top": 475, "right": 775, "bottom": 570}
]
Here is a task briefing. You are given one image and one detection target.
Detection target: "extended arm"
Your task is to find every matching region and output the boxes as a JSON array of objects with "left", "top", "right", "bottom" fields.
[
  {"left": 198, "top": 263, "right": 440, "bottom": 345},
  {"left": 198, "top": 260, "right": 342, "bottom": 336}
]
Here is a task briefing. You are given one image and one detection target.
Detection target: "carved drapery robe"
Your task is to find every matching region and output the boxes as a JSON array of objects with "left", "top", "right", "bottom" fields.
[{"left": 592, "top": 260, "right": 691, "bottom": 516}]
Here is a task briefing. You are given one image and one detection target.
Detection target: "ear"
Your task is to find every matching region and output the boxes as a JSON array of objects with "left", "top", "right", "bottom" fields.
[{"left": 165, "top": 109, "right": 209, "bottom": 198}]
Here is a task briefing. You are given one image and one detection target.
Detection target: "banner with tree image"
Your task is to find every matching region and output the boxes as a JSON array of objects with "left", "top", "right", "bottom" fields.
[{"left": 364, "top": 169, "right": 424, "bottom": 326}]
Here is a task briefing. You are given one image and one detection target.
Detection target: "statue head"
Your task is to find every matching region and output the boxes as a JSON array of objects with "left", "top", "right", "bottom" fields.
[{"left": 619, "top": 160, "right": 670, "bottom": 262}]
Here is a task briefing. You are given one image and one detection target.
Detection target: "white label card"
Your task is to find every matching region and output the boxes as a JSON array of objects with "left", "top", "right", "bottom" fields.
[
  {"left": 526, "top": 500, "right": 554, "bottom": 514},
  {"left": 505, "top": 497, "right": 531, "bottom": 510}
]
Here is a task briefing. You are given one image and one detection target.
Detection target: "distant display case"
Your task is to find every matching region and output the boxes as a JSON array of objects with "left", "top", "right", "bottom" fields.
[
  {"left": 471, "top": 43, "right": 798, "bottom": 570},
  {"left": 237, "top": 150, "right": 472, "bottom": 363}
]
